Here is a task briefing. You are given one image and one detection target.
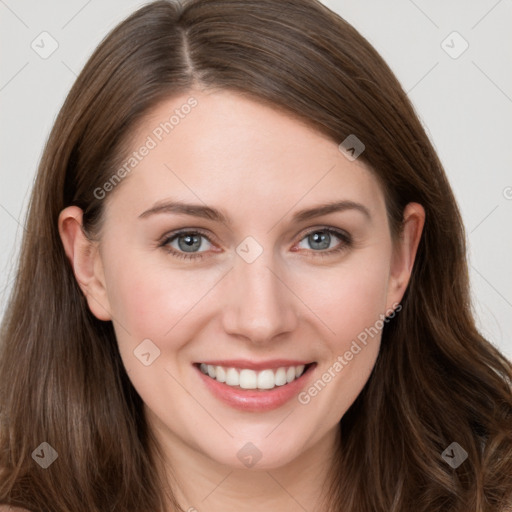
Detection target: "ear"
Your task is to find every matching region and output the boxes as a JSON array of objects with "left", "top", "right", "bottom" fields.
[
  {"left": 58, "top": 206, "right": 112, "bottom": 321},
  {"left": 385, "top": 202, "right": 425, "bottom": 310}
]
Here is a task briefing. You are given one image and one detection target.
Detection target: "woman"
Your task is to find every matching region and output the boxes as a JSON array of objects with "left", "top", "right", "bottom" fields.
[{"left": 1, "top": 0, "right": 511, "bottom": 510}]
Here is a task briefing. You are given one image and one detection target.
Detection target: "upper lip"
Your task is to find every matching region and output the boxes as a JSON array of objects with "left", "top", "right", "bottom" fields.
[{"left": 195, "top": 359, "right": 315, "bottom": 371}]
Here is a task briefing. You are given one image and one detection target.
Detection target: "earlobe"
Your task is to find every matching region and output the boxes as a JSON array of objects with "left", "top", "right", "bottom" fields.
[
  {"left": 386, "top": 202, "right": 425, "bottom": 309},
  {"left": 58, "top": 206, "right": 112, "bottom": 321}
]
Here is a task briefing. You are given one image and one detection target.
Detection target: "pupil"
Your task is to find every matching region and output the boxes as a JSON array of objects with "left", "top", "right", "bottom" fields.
[
  {"left": 310, "top": 231, "right": 330, "bottom": 250},
  {"left": 178, "top": 234, "right": 201, "bottom": 252}
]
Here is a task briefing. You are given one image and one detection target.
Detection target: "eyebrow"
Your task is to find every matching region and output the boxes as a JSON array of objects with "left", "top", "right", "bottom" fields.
[{"left": 138, "top": 199, "right": 371, "bottom": 224}]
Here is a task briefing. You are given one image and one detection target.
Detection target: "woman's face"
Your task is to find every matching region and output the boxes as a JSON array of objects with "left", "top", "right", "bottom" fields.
[{"left": 61, "top": 89, "right": 422, "bottom": 470}]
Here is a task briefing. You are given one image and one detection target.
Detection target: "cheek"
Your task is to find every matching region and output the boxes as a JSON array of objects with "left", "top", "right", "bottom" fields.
[
  {"left": 304, "top": 252, "right": 392, "bottom": 341},
  {"left": 106, "top": 270, "right": 177, "bottom": 338},
  {"left": 102, "top": 255, "right": 220, "bottom": 399},
  {"left": 294, "top": 251, "right": 391, "bottom": 415},
  {"left": 103, "top": 250, "right": 225, "bottom": 344}
]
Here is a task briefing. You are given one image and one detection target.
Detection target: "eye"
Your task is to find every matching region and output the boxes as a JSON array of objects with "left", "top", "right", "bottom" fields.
[
  {"left": 160, "top": 230, "right": 214, "bottom": 260},
  {"left": 295, "top": 227, "right": 351, "bottom": 256},
  {"left": 159, "top": 226, "right": 352, "bottom": 261}
]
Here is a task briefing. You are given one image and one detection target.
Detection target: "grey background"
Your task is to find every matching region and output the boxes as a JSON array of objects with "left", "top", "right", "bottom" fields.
[{"left": 1, "top": 0, "right": 511, "bottom": 358}]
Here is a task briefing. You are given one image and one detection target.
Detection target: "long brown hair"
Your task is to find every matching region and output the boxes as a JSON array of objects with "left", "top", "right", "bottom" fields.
[{"left": 1, "top": 0, "right": 511, "bottom": 510}]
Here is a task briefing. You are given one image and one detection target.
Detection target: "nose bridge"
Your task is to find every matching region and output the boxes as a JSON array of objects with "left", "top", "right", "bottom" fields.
[{"left": 221, "top": 243, "right": 298, "bottom": 342}]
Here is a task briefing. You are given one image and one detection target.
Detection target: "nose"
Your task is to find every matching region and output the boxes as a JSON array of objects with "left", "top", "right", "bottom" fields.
[{"left": 221, "top": 250, "right": 299, "bottom": 345}]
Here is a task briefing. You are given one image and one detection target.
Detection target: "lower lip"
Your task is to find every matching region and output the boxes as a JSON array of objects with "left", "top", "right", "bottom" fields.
[{"left": 194, "top": 363, "right": 316, "bottom": 412}]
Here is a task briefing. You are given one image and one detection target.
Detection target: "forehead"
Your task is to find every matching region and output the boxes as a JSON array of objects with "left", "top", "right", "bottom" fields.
[{"left": 104, "top": 89, "right": 385, "bottom": 223}]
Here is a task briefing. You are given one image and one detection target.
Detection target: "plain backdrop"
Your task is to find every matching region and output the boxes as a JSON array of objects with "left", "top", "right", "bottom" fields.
[{"left": 0, "top": 0, "right": 511, "bottom": 359}]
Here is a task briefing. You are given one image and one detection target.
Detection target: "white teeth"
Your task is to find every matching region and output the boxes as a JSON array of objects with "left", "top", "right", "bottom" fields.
[
  {"left": 274, "top": 367, "right": 287, "bottom": 386},
  {"left": 257, "top": 369, "right": 275, "bottom": 390},
  {"left": 215, "top": 366, "right": 226, "bottom": 383},
  {"left": 198, "top": 363, "right": 309, "bottom": 390},
  {"left": 226, "top": 367, "right": 239, "bottom": 386},
  {"left": 239, "top": 369, "right": 257, "bottom": 389}
]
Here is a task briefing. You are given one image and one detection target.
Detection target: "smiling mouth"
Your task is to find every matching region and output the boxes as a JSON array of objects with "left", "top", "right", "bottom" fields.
[{"left": 195, "top": 362, "right": 316, "bottom": 391}]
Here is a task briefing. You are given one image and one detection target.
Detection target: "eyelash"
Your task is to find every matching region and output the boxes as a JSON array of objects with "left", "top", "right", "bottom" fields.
[{"left": 159, "top": 227, "right": 352, "bottom": 261}]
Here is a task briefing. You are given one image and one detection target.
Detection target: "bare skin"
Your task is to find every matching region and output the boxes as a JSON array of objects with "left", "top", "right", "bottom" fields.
[{"left": 59, "top": 89, "right": 424, "bottom": 511}]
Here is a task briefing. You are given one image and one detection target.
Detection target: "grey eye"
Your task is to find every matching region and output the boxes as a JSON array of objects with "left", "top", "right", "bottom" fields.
[
  {"left": 170, "top": 233, "right": 212, "bottom": 253},
  {"left": 298, "top": 230, "right": 340, "bottom": 251}
]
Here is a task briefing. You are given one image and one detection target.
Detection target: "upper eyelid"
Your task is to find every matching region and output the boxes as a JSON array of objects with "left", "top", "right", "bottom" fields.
[
  {"left": 295, "top": 225, "right": 349, "bottom": 241},
  {"left": 161, "top": 228, "right": 215, "bottom": 245}
]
